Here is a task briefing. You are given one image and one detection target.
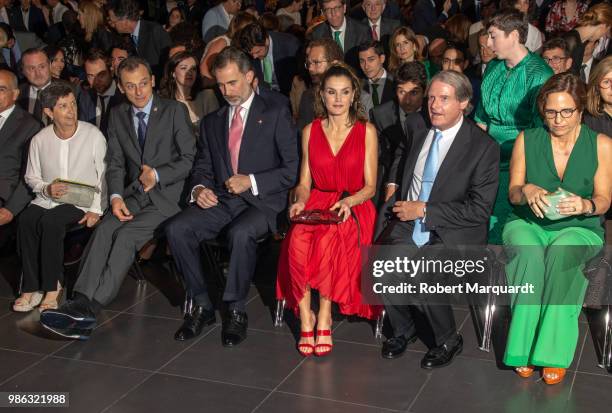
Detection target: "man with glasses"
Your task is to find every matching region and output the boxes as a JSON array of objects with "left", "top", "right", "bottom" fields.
[
  {"left": 296, "top": 38, "right": 372, "bottom": 131},
  {"left": 361, "top": 0, "right": 400, "bottom": 56},
  {"left": 201, "top": 0, "right": 242, "bottom": 43},
  {"left": 309, "top": 0, "right": 370, "bottom": 71},
  {"left": 106, "top": 0, "right": 171, "bottom": 79},
  {"left": 541, "top": 38, "right": 573, "bottom": 75}
]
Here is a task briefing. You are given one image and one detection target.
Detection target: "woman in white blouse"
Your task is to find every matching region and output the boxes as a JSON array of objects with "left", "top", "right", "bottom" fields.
[{"left": 14, "top": 82, "right": 107, "bottom": 313}]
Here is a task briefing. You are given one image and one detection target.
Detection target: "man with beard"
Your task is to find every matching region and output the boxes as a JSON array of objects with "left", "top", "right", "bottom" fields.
[{"left": 165, "top": 47, "right": 299, "bottom": 346}]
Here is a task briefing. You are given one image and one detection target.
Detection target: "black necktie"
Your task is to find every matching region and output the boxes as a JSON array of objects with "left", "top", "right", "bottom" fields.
[
  {"left": 33, "top": 89, "right": 43, "bottom": 123},
  {"left": 371, "top": 82, "right": 380, "bottom": 106},
  {"left": 580, "top": 64, "right": 588, "bottom": 83},
  {"left": 136, "top": 111, "right": 147, "bottom": 150}
]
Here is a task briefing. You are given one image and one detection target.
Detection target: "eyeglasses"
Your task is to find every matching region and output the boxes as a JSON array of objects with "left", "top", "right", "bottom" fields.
[
  {"left": 442, "top": 58, "right": 464, "bottom": 66},
  {"left": 543, "top": 56, "right": 568, "bottom": 65},
  {"left": 600, "top": 78, "right": 612, "bottom": 89},
  {"left": 322, "top": 5, "right": 344, "bottom": 15},
  {"left": 543, "top": 108, "right": 577, "bottom": 119},
  {"left": 305, "top": 59, "right": 328, "bottom": 68}
]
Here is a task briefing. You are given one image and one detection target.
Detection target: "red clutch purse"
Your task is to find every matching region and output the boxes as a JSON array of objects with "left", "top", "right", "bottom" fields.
[{"left": 290, "top": 209, "right": 342, "bottom": 225}]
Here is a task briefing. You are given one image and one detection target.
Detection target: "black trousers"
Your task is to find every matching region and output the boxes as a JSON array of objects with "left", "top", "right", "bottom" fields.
[
  {"left": 17, "top": 204, "right": 83, "bottom": 292},
  {"left": 165, "top": 195, "right": 269, "bottom": 308},
  {"left": 376, "top": 219, "right": 457, "bottom": 347}
]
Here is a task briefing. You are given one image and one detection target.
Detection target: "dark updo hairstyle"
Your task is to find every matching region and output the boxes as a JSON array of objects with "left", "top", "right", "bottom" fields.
[
  {"left": 314, "top": 62, "right": 367, "bottom": 125},
  {"left": 537, "top": 72, "right": 586, "bottom": 119}
]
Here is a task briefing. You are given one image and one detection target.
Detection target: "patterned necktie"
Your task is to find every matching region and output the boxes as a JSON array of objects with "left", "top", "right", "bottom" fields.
[
  {"left": 136, "top": 111, "right": 147, "bottom": 150},
  {"left": 412, "top": 130, "right": 443, "bottom": 247},
  {"left": 333, "top": 30, "right": 342, "bottom": 50},
  {"left": 228, "top": 106, "right": 244, "bottom": 174},
  {"left": 263, "top": 57, "right": 273, "bottom": 84},
  {"left": 371, "top": 24, "right": 378, "bottom": 41},
  {"left": 371, "top": 82, "right": 379, "bottom": 106}
]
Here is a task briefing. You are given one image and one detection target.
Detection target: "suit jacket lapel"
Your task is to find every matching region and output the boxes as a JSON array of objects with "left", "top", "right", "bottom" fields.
[
  {"left": 0, "top": 107, "right": 23, "bottom": 147},
  {"left": 123, "top": 103, "right": 142, "bottom": 160},
  {"left": 401, "top": 126, "right": 429, "bottom": 200},
  {"left": 238, "top": 95, "right": 265, "bottom": 171},
  {"left": 344, "top": 19, "right": 353, "bottom": 51},
  {"left": 142, "top": 95, "right": 162, "bottom": 162},
  {"left": 217, "top": 105, "right": 232, "bottom": 177},
  {"left": 430, "top": 119, "right": 471, "bottom": 196}
]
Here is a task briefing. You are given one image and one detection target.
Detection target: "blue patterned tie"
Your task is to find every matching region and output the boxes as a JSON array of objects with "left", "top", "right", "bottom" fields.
[
  {"left": 412, "top": 130, "right": 443, "bottom": 246},
  {"left": 136, "top": 111, "right": 147, "bottom": 150}
]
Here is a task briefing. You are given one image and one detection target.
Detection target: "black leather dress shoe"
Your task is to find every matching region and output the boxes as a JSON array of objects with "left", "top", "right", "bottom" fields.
[
  {"left": 40, "top": 299, "right": 97, "bottom": 331},
  {"left": 222, "top": 309, "right": 248, "bottom": 347},
  {"left": 421, "top": 334, "right": 463, "bottom": 369},
  {"left": 174, "top": 306, "right": 216, "bottom": 341},
  {"left": 381, "top": 334, "right": 417, "bottom": 359}
]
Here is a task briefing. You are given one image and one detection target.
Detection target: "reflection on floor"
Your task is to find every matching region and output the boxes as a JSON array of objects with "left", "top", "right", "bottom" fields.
[{"left": 0, "top": 241, "right": 611, "bottom": 413}]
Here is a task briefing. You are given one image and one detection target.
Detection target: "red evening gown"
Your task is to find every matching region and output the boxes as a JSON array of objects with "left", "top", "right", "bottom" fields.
[{"left": 276, "top": 119, "right": 381, "bottom": 320}]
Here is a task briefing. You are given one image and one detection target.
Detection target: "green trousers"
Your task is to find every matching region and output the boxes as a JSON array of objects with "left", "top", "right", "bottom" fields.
[{"left": 502, "top": 219, "right": 603, "bottom": 368}]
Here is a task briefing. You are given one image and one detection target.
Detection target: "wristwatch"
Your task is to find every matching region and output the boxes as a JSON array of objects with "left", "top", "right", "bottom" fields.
[{"left": 585, "top": 199, "right": 597, "bottom": 216}]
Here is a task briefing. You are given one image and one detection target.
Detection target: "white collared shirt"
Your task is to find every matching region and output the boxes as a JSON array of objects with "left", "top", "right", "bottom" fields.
[
  {"left": 407, "top": 117, "right": 464, "bottom": 201},
  {"left": 52, "top": 2, "right": 68, "bottom": 24},
  {"left": 583, "top": 57, "right": 594, "bottom": 82},
  {"left": 369, "top": 69, "right": 387, "bottom": 102},
  {"left": 96, "top": 81, "right": 116, "bottom": 128},
  {"left": 28, "top": 82, "right": 51, "bottom": 115},
  {"left": 0, "top": 104, "right": 15, "bottom": 131},
  {"left": 368, "top": 16, "right": 382, "bottom": 39},
  {"left": 331, "top": 18, "right": 347, "bottom": 51},
  {"left": 21, "top": 7, "right": 30, "bottom": 30}
]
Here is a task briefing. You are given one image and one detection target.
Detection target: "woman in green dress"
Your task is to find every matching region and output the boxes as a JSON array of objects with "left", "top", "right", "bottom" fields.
[
  {"left": 503, "top": 73, "right": 612, "bottom": 384},
  {"left": 474, "top": 9, "right": 553, "bottom": 244}
]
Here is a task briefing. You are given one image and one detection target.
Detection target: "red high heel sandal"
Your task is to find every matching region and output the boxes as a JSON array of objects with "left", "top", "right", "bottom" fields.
[
  {"left": 314, "top": 329, "right": 334, "bottom": 356},
  {"left": 298, "top": 331, "right": 315, "bottom": 357}
]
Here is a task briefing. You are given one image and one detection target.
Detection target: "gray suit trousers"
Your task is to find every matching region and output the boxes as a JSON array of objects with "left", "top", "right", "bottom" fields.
[{"left": 73, "top": 195, "right": 166, "bottom": 306}]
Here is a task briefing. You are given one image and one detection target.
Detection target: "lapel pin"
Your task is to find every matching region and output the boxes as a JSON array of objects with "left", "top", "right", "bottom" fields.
[
  {"left": 258, "top": 119, "right": 263, "bottom": 124},
  {"left": 153, "top": 107, "right": 158, "bottom": 112}
]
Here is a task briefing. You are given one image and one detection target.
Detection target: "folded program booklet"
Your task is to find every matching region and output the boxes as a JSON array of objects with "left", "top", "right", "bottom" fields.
[{"left": 53, "top": 178, "right": 99, "bottom": 208}]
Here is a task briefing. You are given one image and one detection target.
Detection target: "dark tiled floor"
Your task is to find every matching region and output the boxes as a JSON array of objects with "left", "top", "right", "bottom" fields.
[{"left": 1, "top": 251, "right": 612, "bottom": 413}]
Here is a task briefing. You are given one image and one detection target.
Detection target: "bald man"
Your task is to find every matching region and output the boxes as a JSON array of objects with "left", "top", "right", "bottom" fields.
[{"left": 0, "top": 69, "right": 41, "bottom": 248}]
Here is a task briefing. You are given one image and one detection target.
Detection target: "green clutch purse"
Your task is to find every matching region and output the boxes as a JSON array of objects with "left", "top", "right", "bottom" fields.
[{"left": 542, "top": 188, "right": 572, "bottom": 220}]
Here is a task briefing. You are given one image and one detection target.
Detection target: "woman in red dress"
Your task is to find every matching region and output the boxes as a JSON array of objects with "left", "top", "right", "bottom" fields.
[{"left": 276, "top": 63, "right": 381, "bottom": 357}]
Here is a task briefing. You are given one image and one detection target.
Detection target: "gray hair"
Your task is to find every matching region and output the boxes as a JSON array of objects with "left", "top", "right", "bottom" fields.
[
  {"left": 211, "top": 46, "right": 253, "bottom": 75},
  {"left": 0, "top": 69, "right": 18, "bottom": 89},
  {"left": 428, "top": 70, "right": 473, "bottom": 114}
]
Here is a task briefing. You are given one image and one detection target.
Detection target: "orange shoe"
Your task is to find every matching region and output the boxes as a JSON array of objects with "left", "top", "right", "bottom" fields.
[
  {"left": 543, "top": 368, "right": 566, "bottom": 385},
  {"left": 314, "top": 329, "right": 333, "bottom": 356},
  {"left": 515, "top": 366, "right": 535, "bottom": 378}
]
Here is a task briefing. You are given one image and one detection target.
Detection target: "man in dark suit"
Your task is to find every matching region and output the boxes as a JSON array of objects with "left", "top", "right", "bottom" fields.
[
  {"left": 8, "top": 0, "right": 47, "bottom": 40},
  {"left": 376, "top": 70, "right": 499, "bottom": 368},
  {"left": 310, "top": 0, "right": 371, "bottom": 71},
  {"left": 371, "top": 61, "right": 427, "bottom": 203},
  {"left": 410, "top": 0, "right": 458, "bottom": 36},
  {"left": 234, "top": 22, "right": 301, "bottom": 96},
  {"left": 0, "top": 69, "right": 40, "bottom": 248},
  {"left": 106, "top": 0, "right": 171, "bottom": 79},
  {"left": 39, "top": 57, "right": 196, "bottom": 340},
  {"left": 359, "top": 40, "right": 394, "bottom": 108},
  {"left": 79, "top": 49, "right": 125, "bottom": 137},
  {"left": 17, "top": 47, "right": 54, "bottom": 125},
  {"left": 361, "top": 0, "right": 400, "bottom": 57},
  {"left": 165, "top": 47, "right": 299, "bottom": 346}
]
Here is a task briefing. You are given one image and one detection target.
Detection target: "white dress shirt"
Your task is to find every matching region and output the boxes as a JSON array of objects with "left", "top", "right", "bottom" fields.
[
  {"left": 407, "top": 117, "right": 464, "bottom": 201},
  {"left": 24, "top": 121, "right": 108, "bottom": 214},
  {"left": 331, "top": 18, "right": 347, "bottom": 51},
  {"left": 368, "top": 17, "right": 382, "bottom": 40},
  {"left": 52, "top": 3, "right": 69, "bottom": 24}
]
